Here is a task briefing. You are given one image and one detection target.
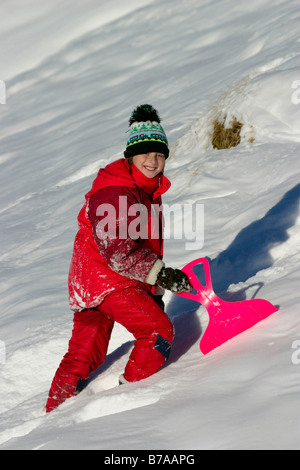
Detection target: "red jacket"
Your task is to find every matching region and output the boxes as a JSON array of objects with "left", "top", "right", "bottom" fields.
[{"left": 68, "top": 158, "right": 171, "bottom": 311}]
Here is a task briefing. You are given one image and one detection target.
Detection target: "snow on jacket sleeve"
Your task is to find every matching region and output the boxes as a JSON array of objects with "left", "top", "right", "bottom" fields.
[{"left": 87, "top": 186, "right": 164, "bottom": 284}]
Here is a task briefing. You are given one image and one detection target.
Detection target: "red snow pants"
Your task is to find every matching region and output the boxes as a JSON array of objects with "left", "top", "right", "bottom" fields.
[{"left": 45, "top": 286, "right": 174, "bottom": 412}]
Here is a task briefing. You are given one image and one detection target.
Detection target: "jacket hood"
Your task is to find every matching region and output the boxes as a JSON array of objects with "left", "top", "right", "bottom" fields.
[{"left": 86, "top": 158, "right": 171, "bottom": 202}]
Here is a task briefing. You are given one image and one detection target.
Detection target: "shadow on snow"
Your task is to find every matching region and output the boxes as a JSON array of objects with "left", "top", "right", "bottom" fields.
[{"left": 167, "top": 183, "right": 300, "bottom": 360}]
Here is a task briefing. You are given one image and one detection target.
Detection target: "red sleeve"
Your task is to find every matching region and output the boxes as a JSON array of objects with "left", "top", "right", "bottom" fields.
[{"left": 87, "top": 186, "right": 160, "bottom": 283}]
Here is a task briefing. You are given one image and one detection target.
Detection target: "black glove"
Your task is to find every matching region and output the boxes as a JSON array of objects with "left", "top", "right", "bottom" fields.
[
  {"left": 153, "top": 295, "right": 165, "bottom": 311},
  {"left": 156, "top": 267, "right": 193, "bottom": 294}
]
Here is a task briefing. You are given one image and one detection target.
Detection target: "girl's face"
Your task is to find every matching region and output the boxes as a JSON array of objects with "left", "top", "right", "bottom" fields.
[{"left": 132, "top": 152, "right": 165, "bottom": 178}]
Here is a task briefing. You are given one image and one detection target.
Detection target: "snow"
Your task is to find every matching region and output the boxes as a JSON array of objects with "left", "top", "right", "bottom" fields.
[{"left": 0, "top": 0, "right": 300, "bottom": 450}]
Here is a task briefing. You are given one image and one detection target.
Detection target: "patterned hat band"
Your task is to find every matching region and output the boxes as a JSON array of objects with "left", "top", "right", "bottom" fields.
[{"left": 124, "top": 120, "right": 169, "bottom": 159}]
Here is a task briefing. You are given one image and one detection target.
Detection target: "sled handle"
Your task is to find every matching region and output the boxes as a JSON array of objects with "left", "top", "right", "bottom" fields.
[{"left": 177, "top": 257, "right": 214, "bottom": 303}]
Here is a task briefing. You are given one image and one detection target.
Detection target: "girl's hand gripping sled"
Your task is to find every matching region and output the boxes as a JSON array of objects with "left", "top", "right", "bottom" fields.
[{"left": 176, "top": 258, "right": 278, "bottom": 354}]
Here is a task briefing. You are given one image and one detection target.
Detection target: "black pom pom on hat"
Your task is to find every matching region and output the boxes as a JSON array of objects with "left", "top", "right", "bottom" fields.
[{"left": 129, "top": 104, "right": 161, "bottom": 126}]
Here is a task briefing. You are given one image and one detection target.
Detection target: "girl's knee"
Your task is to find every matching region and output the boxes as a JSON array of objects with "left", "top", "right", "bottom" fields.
[{"left": 159, "top": 315, "right": 175, "bottom": 343}]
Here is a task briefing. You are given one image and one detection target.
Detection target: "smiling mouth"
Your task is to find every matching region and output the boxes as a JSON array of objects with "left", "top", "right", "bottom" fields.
[{"left": 144, "top": 166, "right": 158, "bottom": 171}]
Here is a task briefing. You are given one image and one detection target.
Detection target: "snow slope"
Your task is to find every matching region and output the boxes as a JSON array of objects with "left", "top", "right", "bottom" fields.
[{"left": 0, "top": 0, "right": 299, "bottom": 450}]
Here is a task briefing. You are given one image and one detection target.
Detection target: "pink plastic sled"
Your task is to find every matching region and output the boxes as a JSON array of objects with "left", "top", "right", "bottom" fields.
[{"left": 177, "top": 258, "right": 278, "bottom": 354}]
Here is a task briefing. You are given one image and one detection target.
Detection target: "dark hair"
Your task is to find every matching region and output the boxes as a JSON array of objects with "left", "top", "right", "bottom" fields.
[{"left": 127, "top": 156, "right": 134, "bottom": 174}]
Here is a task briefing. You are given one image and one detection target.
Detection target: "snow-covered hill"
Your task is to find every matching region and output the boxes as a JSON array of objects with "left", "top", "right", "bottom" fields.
[{"left": 0, "top": 0, "right": 299, "bottom": 450}]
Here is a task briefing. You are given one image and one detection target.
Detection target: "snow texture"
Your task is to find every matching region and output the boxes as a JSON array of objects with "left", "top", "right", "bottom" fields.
[{"left": 0, "top": 0, "right": 300, "bottom": 450}]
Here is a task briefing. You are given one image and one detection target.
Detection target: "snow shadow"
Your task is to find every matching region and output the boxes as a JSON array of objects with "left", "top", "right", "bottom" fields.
[
  {"left": 209, "top": 183, "right": 300, "bottom": 296},
  {"left": 76, "top": 340, "right": 134, "bottom": 392},
  {"left": 166, "top": 310, "right": 202, "bottom": 365},
  {"left": 166, "top": 296, "right": 203, "bottom": 362},
  {"left": 165, "top": 183, "right": 300, "bottom": 356}
]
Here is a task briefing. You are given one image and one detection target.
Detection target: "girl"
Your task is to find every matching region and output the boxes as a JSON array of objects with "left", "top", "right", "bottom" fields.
[{"left": 46, "top": 104, "right": 192, "bottom": 412}]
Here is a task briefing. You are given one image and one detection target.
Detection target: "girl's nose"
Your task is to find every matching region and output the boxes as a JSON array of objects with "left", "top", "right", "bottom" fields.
[{"left": 147, "top": 153, "right": 157, "bottom": 163}]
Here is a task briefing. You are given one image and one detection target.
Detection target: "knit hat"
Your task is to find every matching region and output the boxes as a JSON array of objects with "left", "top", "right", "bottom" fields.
[{"left": 124, "top": 104, "right": 169, "bottom": 159}]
